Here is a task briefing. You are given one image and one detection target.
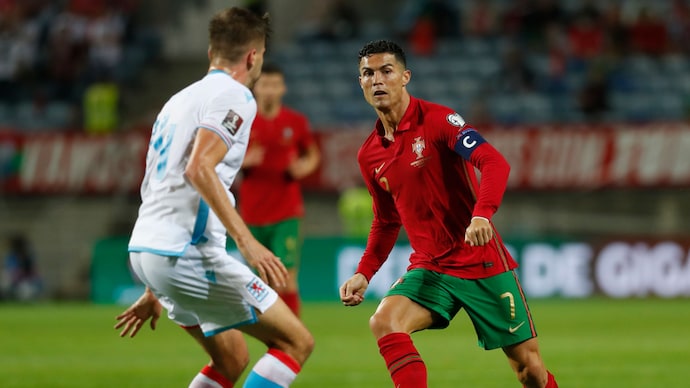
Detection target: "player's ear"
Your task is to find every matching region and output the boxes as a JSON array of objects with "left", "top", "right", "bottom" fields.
[
  {"left": 402, "top": 69, "right": 411, "bottom": 87},
  {"left": 247, "top": 48, "right": 257, "bottom": 70}
]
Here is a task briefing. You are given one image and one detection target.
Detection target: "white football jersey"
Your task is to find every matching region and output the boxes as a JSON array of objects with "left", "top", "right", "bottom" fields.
[{"left": 128, "top": 70, "right": 256, "bottom": 256}]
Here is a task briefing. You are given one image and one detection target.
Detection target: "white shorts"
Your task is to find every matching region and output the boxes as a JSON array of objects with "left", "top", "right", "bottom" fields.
[{"left": 129, "top": 249, "right": 278, "bottom": 337}]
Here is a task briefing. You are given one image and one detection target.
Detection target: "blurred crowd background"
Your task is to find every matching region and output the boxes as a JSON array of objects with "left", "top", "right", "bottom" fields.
[
  {"left": 3, "top": 0, "right": 690, "bottom": 130},
  {"left": 2, "top": 0, "right": 690, "bottom": 301}
]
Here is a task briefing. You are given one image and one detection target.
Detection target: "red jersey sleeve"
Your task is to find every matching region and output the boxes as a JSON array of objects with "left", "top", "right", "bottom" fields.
[
  {"left": 468, "top": 142, "right": 510, "bottom": 219},
  {"left": 442, "top": 113, "right": 511, "bottom": 220},
  {"left": 355, "top": 154, "right": 402, "bottom": 282}
]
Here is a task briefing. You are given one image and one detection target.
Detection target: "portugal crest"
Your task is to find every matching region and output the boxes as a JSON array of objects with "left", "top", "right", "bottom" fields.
[
  {"left": 412, "top": 137, "right": 425, "bottom": 159},
  {"left": 410, "top": 136, "right": 429, "bottom": 168}
]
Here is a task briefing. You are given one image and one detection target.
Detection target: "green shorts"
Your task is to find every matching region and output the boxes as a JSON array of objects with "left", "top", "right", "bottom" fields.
[
  {"left": 247, "top": 218, "right": 301, "bottom": 269},
  {"left": 386, "top": 268, "right": 537, "bottom": 350}
]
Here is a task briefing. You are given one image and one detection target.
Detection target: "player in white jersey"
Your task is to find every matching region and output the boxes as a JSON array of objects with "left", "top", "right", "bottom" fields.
[{"left": 113, "top": 8, "right": 314, "bottom": 388}]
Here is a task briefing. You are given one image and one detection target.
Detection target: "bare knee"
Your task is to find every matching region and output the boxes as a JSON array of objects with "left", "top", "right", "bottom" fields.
[
  {"left": 369, "top": 311, "right": 395, "bottom": 338},
  {"left": 273, "top": 325, "right": 315, "bottom": 366}
]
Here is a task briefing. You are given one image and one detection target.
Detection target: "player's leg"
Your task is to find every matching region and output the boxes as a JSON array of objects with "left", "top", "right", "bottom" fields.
[
  {"left": 239, "top": 297, "right": 314, "bottom": 387},
  {"left": 370, "top": 269, "right": 459, "bottom": 388},
  {"left": 458, "top": 270, "right": 558, "bottom": 388},
  {"left": 269, "top": 218, "right": 302, "bottom": 316},
  {"left": 130, "top": 252, "right": 251, "bottom": 387},
  {"left": 185, "top": 326, "right": 250, "bottom": 387},
  {"left": 503, "top": 338, "right": 558, "bottom": 388}
]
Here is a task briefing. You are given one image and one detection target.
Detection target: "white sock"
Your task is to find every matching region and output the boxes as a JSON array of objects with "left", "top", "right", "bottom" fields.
[
  {"left": 243, "top": 349, "right": 299, "bottom": 388},
  {"left": 189, "top": 365, "right": 232, "bottom": 388},
  {"left": 189, "top": 373, "right": 223, "bottom": 388}
]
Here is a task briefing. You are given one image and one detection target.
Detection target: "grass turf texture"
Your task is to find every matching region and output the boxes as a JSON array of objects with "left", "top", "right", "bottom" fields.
[{"left": 0, "top": 298, "right": 688, "bottom": 387}]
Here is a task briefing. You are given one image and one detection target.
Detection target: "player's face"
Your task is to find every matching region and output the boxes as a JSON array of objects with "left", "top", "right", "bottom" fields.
[
  {"left": 253, "top": 73, "right": 286, "bottom": 105},
  {"left": 358, "top": 53, "right": 410, "bottom": 111}
]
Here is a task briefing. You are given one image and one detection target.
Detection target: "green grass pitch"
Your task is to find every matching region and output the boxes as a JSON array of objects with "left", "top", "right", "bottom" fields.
[{"left": 1, "top": 298, "right": 689, "bottom": 387}]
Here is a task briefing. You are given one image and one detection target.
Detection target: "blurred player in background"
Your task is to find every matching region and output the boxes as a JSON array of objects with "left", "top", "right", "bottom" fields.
[
  {"left": 339, "top": 40, "right": 558, "bottom": 388},
  {"left": 238, "top": 63, "right": 320, "bottom": 317},
  {"left": 115, "top": 8, "right": 313, "bottom": 388}
]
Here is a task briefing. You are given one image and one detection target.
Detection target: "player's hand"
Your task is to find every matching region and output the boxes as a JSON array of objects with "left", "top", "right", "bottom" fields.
[
  {"left": 287, "top": 158, "right": 311, "bottom": 180},
  {"left": 238, "top": 238, "right": 289, "bottom": 288},
  {"left": 464, "top": 216, "right": 493, "bottom": 247},
  {"left": 339, "top": 273, "right": 368, "bottom": 306},
  {"left": 114, "top": 288, "right": 162, "bottom": 338},
  {"left": 243, "top": 145, "right": 266, "bottom": 168}
]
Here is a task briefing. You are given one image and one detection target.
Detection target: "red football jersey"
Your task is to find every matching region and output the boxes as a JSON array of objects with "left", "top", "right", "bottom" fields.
[
  {"left": 238, "top": 106, "right": 315, "bottom": 225},
  {"left": 356, "top": 96, "right": 517, "bottom": 280}
]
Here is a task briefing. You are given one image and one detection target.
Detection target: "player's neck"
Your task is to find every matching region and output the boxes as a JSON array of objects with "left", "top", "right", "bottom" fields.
[
  {"left": 377, "top": 94, "right": 410, "bottom": 140},
  {"left": 258, "top": 101, "right": 281, "bottom": 119},
  {"left": 208, "top": 59, "right": 247, "bottom": 85}
]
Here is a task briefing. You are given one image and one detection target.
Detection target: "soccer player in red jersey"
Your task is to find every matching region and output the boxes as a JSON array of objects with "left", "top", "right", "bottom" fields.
[
  {"left": 239, "top": 63, "right": 321, "bottom": 317},
  {"left": 339, "top": 40, "right": 559, "bottom": 388}
]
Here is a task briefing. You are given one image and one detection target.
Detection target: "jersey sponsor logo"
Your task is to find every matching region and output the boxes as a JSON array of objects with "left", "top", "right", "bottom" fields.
[
  {"left": 509, "top": 321, "right": 525, "bottom": 333},
  {"left": 410, "top": 137, "right": 430, "bottom": 167},
  {"left": 246, "top": 278, "right": 269, "bottom": 302},
  {"left": 375, "top": 162, "right": 386, "bottom": 175},
  {"left": 221, "top": 109, "right": 243, "bottom": 136},
  {"left": 446, "top": 112, "right": 465, "bottom": 127},
  {"left": 454, "top": 127, "right": 486, "bottom": 159}
]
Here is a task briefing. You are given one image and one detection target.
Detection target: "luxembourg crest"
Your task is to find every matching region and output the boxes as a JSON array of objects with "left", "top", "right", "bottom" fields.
[
  {"left": 246, "top": 278, "right": 269, "bottom": 302},
  {"left": 410, "top": 136, "right": 429, "bottom": 167}
]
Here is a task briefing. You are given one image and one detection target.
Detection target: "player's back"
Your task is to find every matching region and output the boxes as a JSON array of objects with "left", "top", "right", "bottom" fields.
[{"left": 129, "top": 70, "right": 257, "bottom": 256}]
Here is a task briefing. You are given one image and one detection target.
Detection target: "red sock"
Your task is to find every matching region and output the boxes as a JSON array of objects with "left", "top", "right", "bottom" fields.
[
  {"left": 523, "top": 371, "right": 558, "bottom": 388},
  {"left": 377, "top": 332, "right": 427, "bottom": 388},
  {"left": 280, "top": 291, "right": 300, "bottom": 317},
  {"left": 199, "top": 365, "right": 233, "bottom": 387},
  {"left": 546, "top": 371, "right": 558, "bottom": 388}
]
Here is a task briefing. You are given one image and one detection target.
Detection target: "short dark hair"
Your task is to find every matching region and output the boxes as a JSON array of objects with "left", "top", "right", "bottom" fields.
[
  {"left": 260, "top": 62, "right": 283, "bottom": 76},
  {"left": 358, "top": 40, "right": 407, "bottom": 68},
  {"left": 208, "top": 7, "right": 271, "bottom": 63}
]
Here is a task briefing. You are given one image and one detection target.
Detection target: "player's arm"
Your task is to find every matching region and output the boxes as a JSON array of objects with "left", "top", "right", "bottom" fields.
[
  {"left": 288, "top": 142, "right": 320, "bottom": 180},
  {"left": 358, "top": 164, "right": 401, "bottom": 274},
  {"left": 288, "top": 118, "right": 321, "bottom": 180},
  {"left": 242, "top": 142, "right": 265, "bottom": 168},
  {"left": 447, "top": 116, "right": 510, "bottom": 246},
  {"left": 185, "top": 127, "right": 288, "bottom": 287},
  {"left": 464, "top": 140, "right": 510, "bottom": 246}
]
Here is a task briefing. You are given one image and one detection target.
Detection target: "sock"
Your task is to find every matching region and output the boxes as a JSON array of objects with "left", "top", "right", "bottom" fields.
[
  {"left": 377, "top": 332, "right": 427, "bottom": 388},
  {"left": 279, "top": 292, "right": 300, "bottom": 317},
  {"left": 189, "top": 365, "right": 233, "bottom": 388},
  {"left": 546, "top": 371, "right": 558, "bottom": 388},
  {"left": 243, "top": 348, "right": 300, "bottom": 388}
]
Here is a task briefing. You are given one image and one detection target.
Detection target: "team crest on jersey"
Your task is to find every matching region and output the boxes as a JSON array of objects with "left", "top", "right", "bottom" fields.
[
  {"left": 246, "top": 278, "right": 269, "bottom": 302},
  {"left": 447, "top": 113, "right": 465, "bottom": 127},
  {"left": 222, "top": 109, "right": 243, "bottom": 136},
  {"left": 410, "top": 136, "right": 430, "bottom": 167},
  {"left": 282, "top": 126, "right": 294, "bottom": 140}
]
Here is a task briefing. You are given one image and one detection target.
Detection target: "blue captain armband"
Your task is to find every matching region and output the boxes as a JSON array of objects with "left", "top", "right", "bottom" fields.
[{"left": 453, "top": 127, "right": 487, "bottom": 160}]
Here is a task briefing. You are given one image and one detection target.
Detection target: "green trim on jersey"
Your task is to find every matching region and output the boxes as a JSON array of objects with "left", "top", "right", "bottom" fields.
[
  {"left": 385, "top": 268, "right": 537, "bottom": 350},
  {"left": 248, "top": 218, "right": 301, "bottom": 269}
]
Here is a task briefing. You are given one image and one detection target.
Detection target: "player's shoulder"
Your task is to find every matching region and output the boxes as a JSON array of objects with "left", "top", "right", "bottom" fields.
[{"left": 415, "top": 98, "right": 468, "bottom": 133}]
